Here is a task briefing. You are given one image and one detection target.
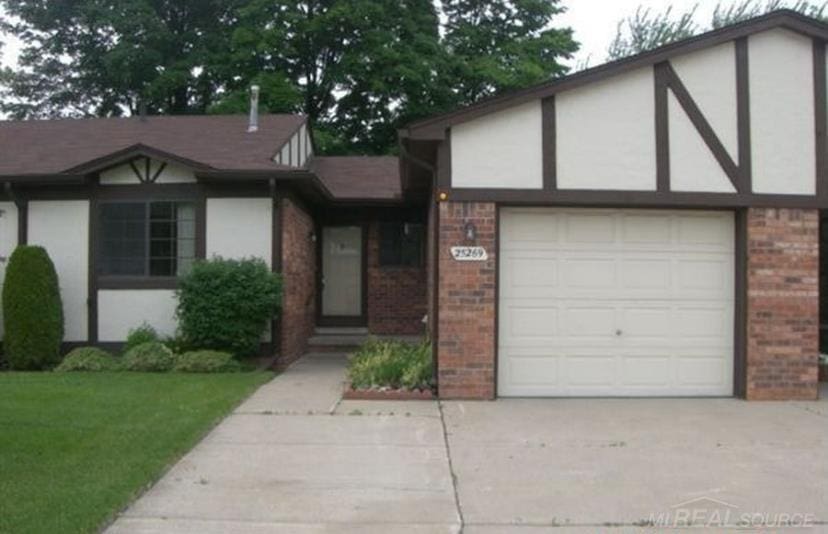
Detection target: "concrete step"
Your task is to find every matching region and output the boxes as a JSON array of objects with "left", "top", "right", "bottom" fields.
[
  {"left": 307, "top": 332, "right": 427, "bottom": 353},
  {"left": 314, "top": 326, "right": 369, "bottom": 336}
]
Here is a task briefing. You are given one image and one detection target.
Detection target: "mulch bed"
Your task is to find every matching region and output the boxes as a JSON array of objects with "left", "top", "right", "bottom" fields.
[{"left": 342, "top": 386, "right": 435, "bottom": 400}]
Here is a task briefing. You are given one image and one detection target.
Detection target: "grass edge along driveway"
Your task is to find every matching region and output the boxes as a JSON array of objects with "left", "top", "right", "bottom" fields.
[{"left": 0, "top": 371, "right": 273, "bottom": 534}]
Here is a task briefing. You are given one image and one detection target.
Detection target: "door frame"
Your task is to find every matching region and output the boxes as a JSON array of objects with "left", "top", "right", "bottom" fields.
[{"left": 316, "top": 222, "right": 369, "bottom": 327}]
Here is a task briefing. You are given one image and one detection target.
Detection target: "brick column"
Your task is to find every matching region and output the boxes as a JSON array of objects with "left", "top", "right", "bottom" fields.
[
  {"left": 437, "top": 201, "right": 496, "bottom": 399},
  {"left": 279, "top": 197, "right": 317, "bottom": 365},
  {"left": 746, "top": 207, "right": 819, "bottom": 400}
]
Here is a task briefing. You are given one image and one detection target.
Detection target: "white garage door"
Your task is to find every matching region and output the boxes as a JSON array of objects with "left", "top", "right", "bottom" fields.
[{"left": 498, "top": 208, "right": 734, "bottom": 397}]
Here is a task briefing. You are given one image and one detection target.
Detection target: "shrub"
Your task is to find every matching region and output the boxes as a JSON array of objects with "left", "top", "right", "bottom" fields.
[
  {"left": 173, "top": 350, "right": 241, "bottom": 373},
  {"left": 162, "top": 334, "right": 192, "bottom": 355},
  {"left": 176, "top": 257, "right": 282, "bottom": 357},
  {"left": 121, "top": 342, "right": 175, "bottom": 372},
  {"left": 123, "top": 323, "right": 159, "bottom": 354},
  {"left": 2, "top": 246, "right": 64, "bottom": 370},
  {"left": 55, "top": 347, "right": 118, "bottom": 372},
  {"left": 348, "top": 339, "right": 433, "bottom": 391}
]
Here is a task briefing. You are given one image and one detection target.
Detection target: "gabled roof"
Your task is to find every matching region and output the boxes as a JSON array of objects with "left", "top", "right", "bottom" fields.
[
  {"left": 0, "top": 114, "right": 305, "bottom": 175},
  {"left": 402, "top": 9, "right": 828, "bottom": 139}
]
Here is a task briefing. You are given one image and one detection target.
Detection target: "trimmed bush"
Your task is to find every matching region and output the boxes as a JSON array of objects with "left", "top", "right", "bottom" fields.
[
  {"left": 2, "top": 246, "right": 64, "bottom": 370},
  {"left": 123, "top": 323, "right": 159, "bottom": 354},
  {"left": 176, "top": 257, "right": 282, "bottom": 357},
  {"left": 55, "top": 347, "right": 118, "bottom": 372},
  {"left": 173, "top": 350, "right": 241, "bottom": 373},
  {"left": 348, "top": 339, "right": 433, "bottom": 391},
  {"left": 122, "top": 342, "right": 175, "bottom": 372}
]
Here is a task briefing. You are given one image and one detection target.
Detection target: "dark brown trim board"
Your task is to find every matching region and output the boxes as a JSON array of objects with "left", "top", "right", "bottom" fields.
[
  {"left": 814, "top": 38, "right": 827, "bottom": 198},
  {"left": 493, "top": 205, "right": 501, "bottom": 397},
  {"left": 16, "top": 201, "right": 27, "bottom": 245},
  {"left": 736, "top": 37, "right": 752, "bottom": 193},
  {"left": 431, "top": 197, "right": 440, "bottom": 391},
  {"left": 733, "top": 209, "right": 748, "bottom": 398},
  {"left": 541, "top": 97, "right": 557, "bottom": 190},
  {"left": 654, "top": 63, "right": 671, "bottom": 192},
  {"left": 442, "top": 188, "right": 828, "bottom": 208},
  {"left": 436, "top": 131, "right": 451, "bottom": 190},
  {"left": 663, "top": 62, "right": 742, "bottom": 191},
  {"left": 87, "top": 182, "right": 99, "bottom": 344},
  {"left": 404, "top": 10, "right": 828, "bottom": 138}
]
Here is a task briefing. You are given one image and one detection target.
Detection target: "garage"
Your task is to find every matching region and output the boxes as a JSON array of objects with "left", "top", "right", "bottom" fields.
[{"left": 498, "top": 208, "right": 735, "bottom": 397}]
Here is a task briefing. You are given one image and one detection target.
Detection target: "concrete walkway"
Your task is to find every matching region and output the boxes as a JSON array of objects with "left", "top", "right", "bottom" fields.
[
  {"left": 106, "top": 353, "right": 461, "bottom": 533},
  {"left": 107, "top": 356, "right": 827, "bottom": 533}
]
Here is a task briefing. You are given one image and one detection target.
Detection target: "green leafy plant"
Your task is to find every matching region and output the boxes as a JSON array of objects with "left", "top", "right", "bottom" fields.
[
  {"left": 162, "top": 334, "right": 192, "bottom": 355},
  {"left": 123, "top": 322, "right": 159, "bottom": 354},
  {"left": 173, "top": 350, "right": 241, "bottom": 373},
  {"left": 121, "top": 342, "right": 175, "bottom": 372},
  {"left": 55, "top": 347, "right": 118, "bottom": 372},
  {"left": 348, "top": 339, "right": 433, "bottom": 391},
  {"left": 175, "top": 257, "right": 282, "bottom": 357},
  {"left": 2, "top": 246, "right": 64, "bottom": 370}
]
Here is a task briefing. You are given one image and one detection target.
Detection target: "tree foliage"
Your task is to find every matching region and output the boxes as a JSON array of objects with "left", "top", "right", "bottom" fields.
[
  {"left": 609, "top": 0, "right": 828, "bottom": 60},
  {"left": 0, "top": 0, "right": 577, "bottom": 154}
]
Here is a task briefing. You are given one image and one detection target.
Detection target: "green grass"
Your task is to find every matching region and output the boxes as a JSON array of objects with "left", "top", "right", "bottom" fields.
[{"left": 0, "top": 371, "right": 273, "bottom": 534}]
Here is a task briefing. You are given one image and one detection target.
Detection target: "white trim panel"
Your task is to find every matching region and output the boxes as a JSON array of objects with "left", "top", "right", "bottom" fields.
[
  {"left": 98, "top": 289, "right": 177, "bottom": 341},
  {"left": 28, "top": 201, "right": 89, "bottom": 342},
  {"left": 749, "top": 29, "right": 815, "bottom": 194},
  {"left": 451, "top": 100, "right": 543, "bottom": 189},
  {"left": 206, "top": 198, "right": 272, "bottom": 267}
]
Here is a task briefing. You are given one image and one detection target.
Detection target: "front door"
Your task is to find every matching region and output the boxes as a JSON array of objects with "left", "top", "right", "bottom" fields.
[{"left": 321, "top": 226, "right": 363, "bottom": 321}]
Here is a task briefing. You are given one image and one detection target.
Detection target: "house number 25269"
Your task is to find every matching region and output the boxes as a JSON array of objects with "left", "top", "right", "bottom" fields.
[{"left": 450, "top": 246, "right": 488, "bottom": 261}]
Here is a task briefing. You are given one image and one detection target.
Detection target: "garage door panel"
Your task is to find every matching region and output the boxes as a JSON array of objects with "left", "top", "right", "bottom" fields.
[
  {"left": 503, "top": 305, "right": 558, "bottom": 338},
  {"left": 499, "top": 208, "right": 734, "bottom": 397}
]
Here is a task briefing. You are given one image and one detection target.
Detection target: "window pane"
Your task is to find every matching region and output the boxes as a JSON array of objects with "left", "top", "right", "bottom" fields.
[
  {"left": 150, "top": 258, "right": 174, "bottom": 277},
  {"left": 150, "top": 202, "right": 174, "bottom": 219},
  {"left": 99, "top": 203, "right": 147, "bottom": 276},
  {"left": 378, "top": 222, "right": 423, "bottom": 267}
]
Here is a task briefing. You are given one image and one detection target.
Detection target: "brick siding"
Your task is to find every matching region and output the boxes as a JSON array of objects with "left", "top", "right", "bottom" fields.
[
  {"left": 746, "top": 207, "right": 819, "bottom": 400},
  {"left": 279, "top": 197, "right": 316, "bottom": 365},
  {"left": 436, "top": 201, "right": 496, "bottom": 399},
  {"left": 366, "top": 221, "right": 427, "bottom": 335}
]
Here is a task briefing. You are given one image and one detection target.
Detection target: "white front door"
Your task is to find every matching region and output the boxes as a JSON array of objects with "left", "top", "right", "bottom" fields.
[
  {"left": 321, "top": 226, "right": 363, "bottom": 317},
  {"left": 498, "top": 208, "right": 734, "bottom": 397}
]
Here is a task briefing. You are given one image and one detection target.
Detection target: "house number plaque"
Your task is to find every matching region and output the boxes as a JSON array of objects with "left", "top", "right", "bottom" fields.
[{"left": 450, "top": 246, "right": 488, "bottom": 261}]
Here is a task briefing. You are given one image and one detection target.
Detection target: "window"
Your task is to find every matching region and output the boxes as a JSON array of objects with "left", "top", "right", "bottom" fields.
[
  {"left": 379, "top": 222, "right": 424, "bottom": 267},
  {"left": 99, "top": 201, "right": 196, "bottom": 277}
]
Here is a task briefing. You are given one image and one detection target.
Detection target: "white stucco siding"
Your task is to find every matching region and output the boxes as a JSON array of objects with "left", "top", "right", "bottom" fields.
[
  {"left": 99, "top": 160, "right": 196, "bottom": 185},
  {"left": 749, "top": 29, "right": 815, "bottom": 195},
  {"left": 97, "top": 290, "right": 178, "bottom": 341},
  {"left": 671, "top": 42, "right": 739, "bottom": 161},
  {"left": 556, "top": 67, "right": 656, "bottom": 191},
  {"left": 668, "top": 92, "right": 736, "bottom": 193},
  {"left": 451, "top": 100, "right": 543, "bottom": 189},
  {"left": 0, "top": 202, "right": 18, "bottom": 339},
  {"left": 27, "top": 201, "right": 89, "bottom": 342},
  {"left": 206, "top": 198, "right": 272, "bottom": 266}
]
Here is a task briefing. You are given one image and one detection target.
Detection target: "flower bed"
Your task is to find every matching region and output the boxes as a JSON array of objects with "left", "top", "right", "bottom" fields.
[{"left": 345, "top": 338, "right": 434, "bottom": 398}]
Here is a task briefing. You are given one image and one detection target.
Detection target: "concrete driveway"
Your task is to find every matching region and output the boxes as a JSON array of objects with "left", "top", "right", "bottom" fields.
[{"left": 107, "top": 354, "right": 827, "bottom": 533}]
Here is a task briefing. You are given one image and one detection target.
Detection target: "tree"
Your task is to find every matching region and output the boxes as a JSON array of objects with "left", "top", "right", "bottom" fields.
[
  {"left": 441, "top": 0, "right": 578, "bottom": 104},
  {"left": 0, "top": 0, "right": 578, "bottom": 154},
  {"left": 212, "top": 0, "right": 450, "bottom": 154},
  {"left": 0, "top": 0, "right": 241, "bottom": 118},
  {"left": 609, "top": 0, "right": 828, "bottom": 60}
]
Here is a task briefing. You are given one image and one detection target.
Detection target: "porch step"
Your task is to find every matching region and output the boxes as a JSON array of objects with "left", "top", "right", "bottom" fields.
[{"left": 314, "top": 326, "right": 369, "bottom": 336}]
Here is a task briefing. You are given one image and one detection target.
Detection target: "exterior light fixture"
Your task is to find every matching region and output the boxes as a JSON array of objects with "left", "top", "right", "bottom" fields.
[
  {"left": 438, "top": 191, "right": 448, "bottom": 201},
  {"left": 464, "top": 221, "right": 476, "bottom": 242}
]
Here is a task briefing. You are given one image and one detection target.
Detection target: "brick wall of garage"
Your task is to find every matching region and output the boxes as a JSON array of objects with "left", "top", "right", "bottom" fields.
[
  {"left": 279, "top": 196, "right": 316, "bottom": 365},
  {"left": 366, "top": 221, "right": 427, "bottom": 335},
  {"left": 436, "top": 201, "right": 496, "bottom": 399},
  {"left": 746, "top": 207, "right": 820, "bottom": 400}
]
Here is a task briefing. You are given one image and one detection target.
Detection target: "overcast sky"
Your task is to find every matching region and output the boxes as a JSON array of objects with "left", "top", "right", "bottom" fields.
[{"left": 0, "top": 1, "right": 729, "bottom": 70}]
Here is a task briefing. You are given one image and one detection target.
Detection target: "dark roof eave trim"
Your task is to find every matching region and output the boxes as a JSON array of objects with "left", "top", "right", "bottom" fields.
[
  {"left": 0, "top": 174, "right": 88, "bottom": 185},
  {"left": 64, "top": 143, "right": 216, "bottom": 174},
  {"left": 403, "top": 10, "right": 828, "bottom": 139},
  {"left": 195, "top": 169, "right": 337, "bottom": 201}
]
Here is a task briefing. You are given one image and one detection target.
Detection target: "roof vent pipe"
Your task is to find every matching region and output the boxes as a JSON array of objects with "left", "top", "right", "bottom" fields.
[{"left": 248, "top": 85, "right": 260, "bottom": 133}]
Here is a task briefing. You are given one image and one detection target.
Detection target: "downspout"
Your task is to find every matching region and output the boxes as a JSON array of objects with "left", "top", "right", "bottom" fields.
[
  {"left": 4, "top": 182, "right": 27, "bottom": 246},
  {"left": 398, "top": 141, "right": 440, "bottom": 393}
]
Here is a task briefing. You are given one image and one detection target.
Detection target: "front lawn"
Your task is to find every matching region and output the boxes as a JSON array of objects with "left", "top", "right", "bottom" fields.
[{"left": 0, "top": 371, "right": 272, "bottom": 534}]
